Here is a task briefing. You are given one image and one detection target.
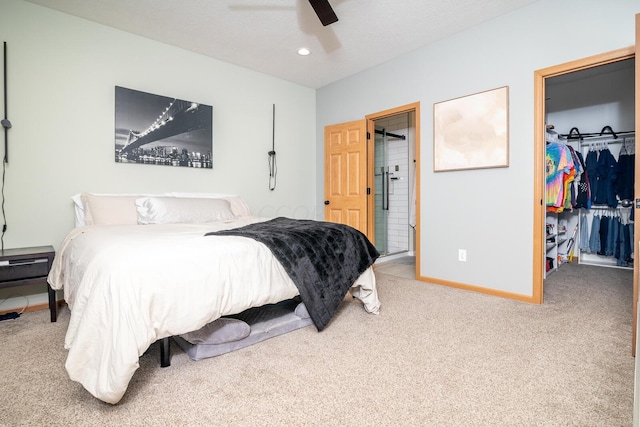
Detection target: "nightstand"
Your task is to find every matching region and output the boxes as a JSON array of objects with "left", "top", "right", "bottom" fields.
[{"left": 0, "top": 246, "right": 56, "bottom": 322}]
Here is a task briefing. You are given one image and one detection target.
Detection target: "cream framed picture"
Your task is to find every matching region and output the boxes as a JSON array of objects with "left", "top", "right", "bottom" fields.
[{"left": 433, "top": 86, "right": 509, "bottom": 172}]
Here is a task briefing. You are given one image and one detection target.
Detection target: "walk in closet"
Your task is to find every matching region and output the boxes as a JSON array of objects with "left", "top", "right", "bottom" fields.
[{"left": 544, "top": 58, "right": 635, "bottom": 277}]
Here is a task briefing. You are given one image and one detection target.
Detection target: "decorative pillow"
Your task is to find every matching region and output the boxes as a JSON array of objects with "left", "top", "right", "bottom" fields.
[
  {"left": 136, "top": 196, "right": 236, "bottom": 224},
  {"left": 80, "top": 193, "right": 142, "bottom": 226},
  {"left": 180, "top": 318, "right": 251, "bottom": 345}
]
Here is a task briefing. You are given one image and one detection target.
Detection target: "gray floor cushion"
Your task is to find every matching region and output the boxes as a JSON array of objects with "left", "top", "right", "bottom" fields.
[{"left": 174, "top": 298, "right": 313, "bottom": 360}]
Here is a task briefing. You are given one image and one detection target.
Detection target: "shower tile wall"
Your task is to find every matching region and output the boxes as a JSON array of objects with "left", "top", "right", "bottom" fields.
[
  {"left": 376, "top": 114, "right": 410, "bottom": 255},
  {"left": 387, "top": 137, "right": 409, "bottom": 253}
]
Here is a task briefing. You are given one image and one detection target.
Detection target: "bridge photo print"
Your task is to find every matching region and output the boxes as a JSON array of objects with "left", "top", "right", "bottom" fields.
[{"left": 114, "top": 86, "right": 213, "bottom": 169}]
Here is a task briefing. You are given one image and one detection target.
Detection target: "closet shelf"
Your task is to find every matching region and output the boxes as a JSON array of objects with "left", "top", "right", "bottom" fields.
[{"left": 545, "top": 212, "right": 570, "bottom": 278}]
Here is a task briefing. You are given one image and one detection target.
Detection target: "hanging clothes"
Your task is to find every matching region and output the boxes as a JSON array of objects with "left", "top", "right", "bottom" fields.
[
  {"left": 615, "top": 207, "right": 634, "bottom": 266},
  {"left": 615, "top": 144, "right": 634, "bottom": 222},
  {"left": 557, "top": 125, "right": 635, "bottom": 270},
  {"left": 615, "top": 152, "right": 634, "bottom": 201},
  {"left": 584, "top": 149, "right": 599, "bottom": 204},
  {"left": 578, "top": 213, "right": 590, "bottom": 252},
  {"left": 616, "top": 222, "right": 633, "bottom": 267},
  {"left": 545, "top": 141, "right": 575, "bottom": 212},
  {"left": 565, "top": 146, "right": 582, "bottom": 210},
  {"left": 615, "top": 141, "right": 634, "bottom": 223},
  {"left": 597, "top": 215, "right": 609, "bottom": 255},
  {"left": 592, "top": 147, "right": 619, "bottom": 207},
  {"left": 574, "top": 150, "right": 591, "bottom": 209},
  {"left": 605, "top": 215, "right": 618, "bottom": 257},
  {"left": 588, "top": 213, "right": 601, "bottom": 254}
]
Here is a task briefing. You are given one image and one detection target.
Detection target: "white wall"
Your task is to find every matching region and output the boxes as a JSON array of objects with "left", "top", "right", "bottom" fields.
[
  {"left": 316, "top": 0, "right": 638, "bottom": 297},
  {"left": 546, "top": 59, "right": 635, "bottom": 133},
  {"left": 0, "top": 0, "right": 316, "bottom": 310}
]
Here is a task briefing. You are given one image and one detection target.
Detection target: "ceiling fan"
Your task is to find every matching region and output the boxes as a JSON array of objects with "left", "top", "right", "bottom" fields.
[
  {"left": 308, "top": 0, "right": 338, "bottom": 26},
  {"left": 229, "top": 1, "right": 339, "bottom": 28}
]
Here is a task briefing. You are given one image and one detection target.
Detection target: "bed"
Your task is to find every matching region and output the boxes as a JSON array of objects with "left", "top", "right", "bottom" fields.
[{"left": 47, "top": 192, "right": 381, "bottom": 404}]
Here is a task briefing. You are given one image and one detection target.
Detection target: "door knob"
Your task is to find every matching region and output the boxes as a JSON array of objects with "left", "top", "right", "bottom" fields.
[{"left": 324, "top": 200, "right": 330, "bottom": 205}]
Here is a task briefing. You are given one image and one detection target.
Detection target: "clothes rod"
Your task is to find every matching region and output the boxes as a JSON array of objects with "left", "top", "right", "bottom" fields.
[
  {"left": 563, "top": 130, "right": 634, "bottom": 140},
  {"left": 585, "top": 204, "right": 632, "bottom": 210},
  {"left": 579, "top": 134, "right": 635, "bottom": 147},
  {"left": 375, "top": 129, "right": 406, "bottom": 140}
]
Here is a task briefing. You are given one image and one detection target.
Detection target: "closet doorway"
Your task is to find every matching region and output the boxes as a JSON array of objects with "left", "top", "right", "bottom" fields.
[{"left": 533, "top": 44, "right": 638, "bottom": 352}]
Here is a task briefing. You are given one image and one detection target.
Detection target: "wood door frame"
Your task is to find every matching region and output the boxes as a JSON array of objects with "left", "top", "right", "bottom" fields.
[
  {"left": 365, "top": 102, "right": 421, "bottom": 276},
  {"left": 532, "top": 46, "right": 636, "bottom": 349}
]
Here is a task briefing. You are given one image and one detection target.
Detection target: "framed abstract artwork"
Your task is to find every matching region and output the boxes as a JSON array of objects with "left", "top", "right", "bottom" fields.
[
  {"left": 114, "top": 86, "right": 213, "bottom": 168},
  {"left": 433, "top": 86, "right": 509, "bottom": 172}
]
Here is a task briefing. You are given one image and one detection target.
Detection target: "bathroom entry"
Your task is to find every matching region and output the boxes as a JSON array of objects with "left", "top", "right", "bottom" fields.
[
  {"left": 324, "top": 102, "right": 420, "bottom": 268},
  {"left": 371, "top": 112, "right": 416, "bottom": 258}
]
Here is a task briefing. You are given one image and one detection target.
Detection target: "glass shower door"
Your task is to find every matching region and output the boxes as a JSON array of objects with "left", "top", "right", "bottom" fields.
[{"left": 374, "top": 129, "right": 389, "bottom": 255}]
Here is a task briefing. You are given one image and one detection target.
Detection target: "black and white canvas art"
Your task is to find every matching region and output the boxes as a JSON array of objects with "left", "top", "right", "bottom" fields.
[{"left": 115, "top": 86, "right": 213, "bottom": 168}]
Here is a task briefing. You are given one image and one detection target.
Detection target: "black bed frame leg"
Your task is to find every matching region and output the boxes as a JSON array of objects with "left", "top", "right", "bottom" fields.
[{"left": 160, "top": 337, "right": 171, "bottom": 367}]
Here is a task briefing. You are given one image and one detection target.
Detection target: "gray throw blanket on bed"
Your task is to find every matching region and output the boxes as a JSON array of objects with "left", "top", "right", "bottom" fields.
[{"left": 205, "top": 217, "right": 379, "bottom": 331}]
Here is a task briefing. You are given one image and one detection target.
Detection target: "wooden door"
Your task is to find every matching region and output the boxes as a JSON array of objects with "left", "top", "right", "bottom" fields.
[
  {"left": 633, "top": 13, "right": 640, "bottom": 355},
  {"left": 324, "top": 120, "right": 368, "bottom": 235}
]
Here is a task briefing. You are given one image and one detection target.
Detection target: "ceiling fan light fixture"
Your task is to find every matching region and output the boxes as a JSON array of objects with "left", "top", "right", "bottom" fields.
[{"left": 297, "top": 48, "right": 311, "bottom": 56}]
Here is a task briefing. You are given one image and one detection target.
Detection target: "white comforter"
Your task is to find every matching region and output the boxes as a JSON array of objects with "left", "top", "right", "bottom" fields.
[{"left": 48, "top": 217, "right": 380, "bottom": 404}]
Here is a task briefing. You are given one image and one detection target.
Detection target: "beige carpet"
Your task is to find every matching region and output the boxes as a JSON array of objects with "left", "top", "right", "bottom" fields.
[{"left": 0, "top": 262, "right": 634, "bottom": 426}]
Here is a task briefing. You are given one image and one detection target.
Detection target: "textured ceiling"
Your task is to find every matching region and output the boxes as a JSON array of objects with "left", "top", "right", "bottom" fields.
[{"left": 23, "top": 0, "right": 541, "bottom": 89}]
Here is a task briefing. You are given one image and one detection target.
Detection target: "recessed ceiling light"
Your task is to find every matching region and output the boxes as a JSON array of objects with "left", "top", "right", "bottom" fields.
[{"left": 297, "top": 48, "right": 311, "bottom": 56}]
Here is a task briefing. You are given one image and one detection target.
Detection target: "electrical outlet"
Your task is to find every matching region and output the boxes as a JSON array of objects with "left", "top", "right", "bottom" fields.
[{"left": 458, "top": 249, "right": 467, "bottom": 262}]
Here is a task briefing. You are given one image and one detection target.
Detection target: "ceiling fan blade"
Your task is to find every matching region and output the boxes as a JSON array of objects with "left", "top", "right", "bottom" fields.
[{"left": 308, "top": 0, "right": 338, "bottom": 26}]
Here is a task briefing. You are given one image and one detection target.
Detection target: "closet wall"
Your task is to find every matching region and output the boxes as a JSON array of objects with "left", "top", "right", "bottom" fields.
[{"left": 545, "top": 58, "right": 635, "bottom": 274}]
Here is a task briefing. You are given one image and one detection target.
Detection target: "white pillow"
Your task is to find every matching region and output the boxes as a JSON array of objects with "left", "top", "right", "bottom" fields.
[
  {"left": 136, "top": 196, "right": 236, "bottom": 224},
  {"left": 168, "top": 193, "right": 251, "bottom": 217},
  {"left": 72, "top": 192, "right": 168, "bottom": 227},
  {"left": 72, "top": 192, "right": 250, "bottom": 226},
  {"left": 79, "top": 193, "right": 142, "bottom": 226}
]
